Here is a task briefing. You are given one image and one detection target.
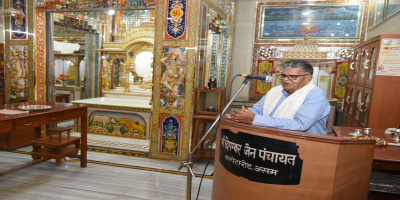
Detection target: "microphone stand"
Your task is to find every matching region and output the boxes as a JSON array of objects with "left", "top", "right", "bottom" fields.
[{"left": 178, "top": 78, "right": 250, "bottom": 200}]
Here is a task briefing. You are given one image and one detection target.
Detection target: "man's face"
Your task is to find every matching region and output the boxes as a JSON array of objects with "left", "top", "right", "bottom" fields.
[{"left": 280, "top": 67, "right": 313, "bottom": 95}]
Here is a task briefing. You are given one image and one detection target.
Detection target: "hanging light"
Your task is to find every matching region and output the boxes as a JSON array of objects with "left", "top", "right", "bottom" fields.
[
  {"left": 0, "top": 8, "right": 25, "bottom": 17},
  {"left": 107, "top": 10, "right": 115, "bottom": 15}
]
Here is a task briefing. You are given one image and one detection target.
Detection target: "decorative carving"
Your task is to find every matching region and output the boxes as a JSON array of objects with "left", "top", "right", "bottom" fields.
[
  {"left": 115, "top": 23, "right": 126, "bottom": 41},
  {"left": 160, "top": 48, "right": 185, "bottom": 107},
  {"left": 281, "top": 35, "right": 328, "bottom": 59},
  {"left": 128, "top": 44, "right": 154, "bottom": 54},
  {"left": 97, "top": 21, "right": 155, "bottom": 96},
  {"left": 161, "top": 50, "right": 185, "bottom": 96},
  {"left": 102, "top": 58, "right": 112, "bottom": 91},
  {"left": 209, "top": 16, "right": 222, "bottom": 34},
  {"left": 7, "top": 49, "right": 27, "bottom": 98},
  {"left": 112, "top": 58, "right": 123, "bottom": 88}
]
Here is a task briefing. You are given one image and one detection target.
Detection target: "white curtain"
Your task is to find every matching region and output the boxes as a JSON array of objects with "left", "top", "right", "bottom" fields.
[{"left": 53, "top": 41, "right": 80, "bottom": 54}]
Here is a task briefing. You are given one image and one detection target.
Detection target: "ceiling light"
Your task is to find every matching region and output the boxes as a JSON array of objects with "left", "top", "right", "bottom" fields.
[{"left": 108, "top": 10, "right": 115, "bottom": 15}]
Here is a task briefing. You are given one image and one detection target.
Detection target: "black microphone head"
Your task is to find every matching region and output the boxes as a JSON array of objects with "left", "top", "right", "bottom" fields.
[{"left": 239, "top": 74, "right": 273, "bottom": 82}]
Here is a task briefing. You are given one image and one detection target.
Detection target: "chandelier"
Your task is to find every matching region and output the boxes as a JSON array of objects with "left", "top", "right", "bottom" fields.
[{"left": 0, "top": 8, "right": 25, "bottom": 17}]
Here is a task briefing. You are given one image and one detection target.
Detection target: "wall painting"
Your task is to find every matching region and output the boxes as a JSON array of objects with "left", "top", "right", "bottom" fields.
[
  {"left": 258, "top": 3, "right": 364, "bottom": 40},
  {"left": 164, "top": 0, "right": 189, "bottom": 41},
  {"left": 89, "top": 110, "right": 147, "bottom": 139},
  {"left": 10, "top": 0, "right": 27, "bottom": 40},
  {"left": 159, "top": 114, "right": 182, "bottom": 155},
  {"left": 334, "top": 62, "right": 348, "bottom": 98},
  {"left": 250, "top": 59, "right": 273, "bottom": 102}
]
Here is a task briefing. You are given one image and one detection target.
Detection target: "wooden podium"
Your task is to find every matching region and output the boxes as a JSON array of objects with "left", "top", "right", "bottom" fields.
[{"left": 212, "top": 120, "right": 376, "bottom": 200}]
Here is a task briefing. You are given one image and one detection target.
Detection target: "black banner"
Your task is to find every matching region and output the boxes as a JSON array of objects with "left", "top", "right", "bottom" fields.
[{"left": 219, "top": 129, "right": 303, "bottom": 185}]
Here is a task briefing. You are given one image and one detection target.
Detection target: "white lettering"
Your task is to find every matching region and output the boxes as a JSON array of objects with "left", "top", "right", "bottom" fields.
[{"left": 244, "top": 143, "right": 257, "bottom": 159}]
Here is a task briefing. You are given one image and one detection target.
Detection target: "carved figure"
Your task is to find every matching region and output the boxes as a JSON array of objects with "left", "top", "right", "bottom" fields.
[
  {"left": 102, "top": 67, "right": 111, "bottom": 91},
  {"left": 93, "top": 115, "right": 112, "bottom": 129},
  {"left": 160, "top": 50, "right": 185, "bottom": 95},
  {"left": 17, "top": 78, "right": 26, "bottom": 89},
  {"left": 113, "top": 58, "right": 120, "bottom": 87},
  {"left": 119, "top": 58, "right": 127, "bottom": 87},
  {"left": 7, "top": 50, "right": 27, "bottom": 89},
  {"left": 119, "top": 118, "right": 145, "bottom": 135},
  {"left": 115, "top": 23, "right": 126, "bottom": 41}
]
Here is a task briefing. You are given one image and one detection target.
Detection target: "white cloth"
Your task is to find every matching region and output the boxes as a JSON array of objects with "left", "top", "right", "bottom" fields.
[
  {"left": 263, "top": 81, "right": 316, "bottom": 119},
  {"left": 53, "top": 41, "right": 80, "bottom": 54},
  {"left": 0, "top": 109, "right": 28, "bottom": 115}
]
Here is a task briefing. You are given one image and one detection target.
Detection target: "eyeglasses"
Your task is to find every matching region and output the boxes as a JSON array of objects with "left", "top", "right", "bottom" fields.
[{"left": 278, "top": 74, "right": 309, "bottom": 80}]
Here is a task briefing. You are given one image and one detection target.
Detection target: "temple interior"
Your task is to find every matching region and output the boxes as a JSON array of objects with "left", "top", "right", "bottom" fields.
[{"left": 1, "top": 0, "right": 400, "bottom": 199}]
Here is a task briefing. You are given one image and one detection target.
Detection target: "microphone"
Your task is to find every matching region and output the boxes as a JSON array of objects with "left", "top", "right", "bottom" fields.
[{"left": 239, "top": 74, "right": 273, "bottom": 82}]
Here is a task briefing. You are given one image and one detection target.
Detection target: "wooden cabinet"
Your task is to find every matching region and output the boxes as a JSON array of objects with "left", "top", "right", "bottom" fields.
[
  {"left": 191, "top": 88, "right": 226, "bottom": 159},
  {"left": 360, "top": 87, "right": 372, "bottom": 128},
  {"left": 195, "top": 88, "right": 225, "bottom": 115},
  {"left": 365, "top": 41, "right": 379, "bottom": 87},
  {"left": 343, "top": 34, "right": 400, "bottom": 129},
  {"left": 357, "top": 46, "right": 369, "bottom": 85},
  {"left": 352, "top": 85, "right": 370, "bottom": 126},
  {"left": 343, "top": 83, "right": 356, "bottom": 118},
  {"left": 348, "top": 47, "right": 362, "bottom": 83}
]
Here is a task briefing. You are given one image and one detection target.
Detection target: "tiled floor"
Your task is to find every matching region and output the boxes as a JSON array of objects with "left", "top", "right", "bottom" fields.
[
  {"left": 0, "top": 147, "right": 213, "bottom": 200},
  {"left": 3, "top": 122, "right": 398, "bottom": 199},
  {"left": 2, "top": 146, "right": 400, "bottom": 199}
]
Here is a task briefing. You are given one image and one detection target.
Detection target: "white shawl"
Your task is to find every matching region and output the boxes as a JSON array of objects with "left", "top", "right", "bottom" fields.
[{"left": 263, "top": 81, "right": 315, "bottom": 119}]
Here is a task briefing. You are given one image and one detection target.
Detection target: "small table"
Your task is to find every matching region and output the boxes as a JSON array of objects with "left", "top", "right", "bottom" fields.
[
  {"left": 331, "top": 126, "right": 400, "bottom": 195},
  {"left": 332, "top": 126, "right": 400, "bottom": 171}
]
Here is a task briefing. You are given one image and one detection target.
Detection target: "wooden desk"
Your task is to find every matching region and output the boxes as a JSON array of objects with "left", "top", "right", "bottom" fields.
[
  {"left": 212, "top": 120, "right": 375, "bottom": 200},
  {"left": 0, "top": 102, "right": 89, "bottom": 172},
  {"left": 332, "top": 126, "right": 400, "bottom": 171}
]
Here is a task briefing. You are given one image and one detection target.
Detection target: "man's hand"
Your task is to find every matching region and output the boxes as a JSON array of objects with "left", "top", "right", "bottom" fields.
[{"left": 230, "top": 106, "right": 256, "bottom": 124}]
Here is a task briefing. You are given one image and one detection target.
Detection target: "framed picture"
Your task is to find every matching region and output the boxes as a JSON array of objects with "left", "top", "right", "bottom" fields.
[
  {"left": 258, "top": 3, "right": 364, "bottom": 40},
  {"left": 370, "top": 0, "right": 385, "bottom": 27},
  {"left": 386, "top": 0, "right": 400, "bottom": 19}
]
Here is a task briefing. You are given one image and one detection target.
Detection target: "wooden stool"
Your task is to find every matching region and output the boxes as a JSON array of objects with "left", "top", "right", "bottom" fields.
[
  {"left": 31, "top": 127, "right": 81, "bottom": 166},
  {"left": 47, "top": 127, "right": 72, "bottom": 140},
  {"left": 56, "top": 93, "right": 70, "bottom": 103}
]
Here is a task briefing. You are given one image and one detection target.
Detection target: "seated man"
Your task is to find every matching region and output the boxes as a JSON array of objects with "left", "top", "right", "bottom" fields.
[{"left": 230, "top": 60, "right": 330, "bottom": 135}]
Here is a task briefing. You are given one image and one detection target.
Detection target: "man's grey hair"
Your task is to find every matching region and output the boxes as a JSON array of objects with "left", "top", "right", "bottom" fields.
[{"left": 282, "top": 60, "right": 313, "bottom": 75}]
